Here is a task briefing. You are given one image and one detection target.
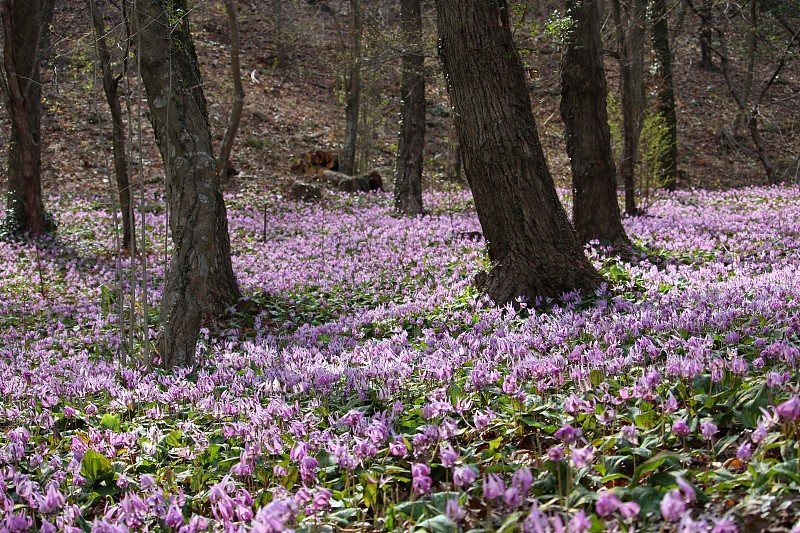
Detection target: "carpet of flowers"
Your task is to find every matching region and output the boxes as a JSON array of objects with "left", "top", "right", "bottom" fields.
[{"left": 1, "top": 185, "right": 799, "bottom": 532}]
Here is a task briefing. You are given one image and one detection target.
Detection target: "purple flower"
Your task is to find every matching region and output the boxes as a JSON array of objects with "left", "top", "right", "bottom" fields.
[
  {"left": 568, "top": 510, "right": 592, "bottom": 533},
  {"left": 522, "top": 500, "right": 547, "bottom": 533},
  {"left": 253, "top": 499, "right": 297, "bottom": 533},
  {"left": 40, "top": 518, "right": 57, "bottom": 533},
  {"left": 736, "top": 442, "right": 752, "bottom": 462},
  {"left": 290, "top": 442, "right": 309, "bottom": 461},
  {"left": 700, "top": 421, "right": 719, "bottom": 440},
  {"left": 389, "top": 436, "right": 407, "bottom": 457},
  {"left": 554, "top": 424, "right": 582, "bottom": 445},
  {"left": 38, "top": 484, "right": 66, "bottom": 514},
  {"left": 473, "top": 409, "right": 495, "bottom": 430},
  {"left": 139, "top": 474, "right": 156, "bottom": 490},
  {"left": 680, "top": 514, "right": 709, "bottom": 532},
  {"left": 621, "top": 424, "right": 637, "bottom": 445},
  {"left": 676, "top": 476, "right": 696, "bottom": 502},
  {"left": 165, "top": 502, "right": 184, "bottom": 528},
  {"left": 439, "top": 442, "right": 459, "bottom": 467},
  {"left": 412, "top": 463, "right": 432, "bottom": 494},
  {"left": 571, "top": 446, "right": 594, "bottom": 469},
  {"left": 445, "top": 498, "right": 466, "bottom": 522},
  {"left": 752, "top": 419, "right": 769, "bottom": 443},
  {"left": 595, "top": 490, "right": 621, "bottom": 517},
  {"left": 512, "top": 467, "right": 533, "bottom": 494},
  {"left": 548, "top": 446, "right": 565, "bottom": 462},
  {"left": 672, "top": 419, "right": 691, "bottom": 437},
  {"left": 619, "top": 501, "right": 640, "bottom": 519},
  {"left": 664, "top": 392, "right": 678, "bottom": 413},
  {"left": 299, "top": 455, "right": 319, "bottom": 483},
  {"left": 711, "top": 516, "right": 739, "bottom": 533},
  {"left": 776, "top": 396, "right": 800, "bottom": 421},
  {"left": 453, "top": 466, "right": 477, "bottom": 487},
  {"left": 503, "top": 486, "right": 523, "bottom": 507},
  {"left": 660, "top": 489, "right": 686, "bottom": 522},
  {"left": 312, "top": 488, "right": 332, "bottom": 512},
  {"left": 482, "top": 473, "right": 505, "bottom": 500}
]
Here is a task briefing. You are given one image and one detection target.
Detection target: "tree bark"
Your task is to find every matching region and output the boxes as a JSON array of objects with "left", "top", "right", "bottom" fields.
[
  {"left": 339, "top": 0, "right": 362, "bottom": 176},
  {"left": 134, "top": 0, "right": 241, "bottom": 369},
  {"left": 273, "top": 0, "right": 288, "bottom": 68},
  {"left": 0, "top": 0, "right": 55, "bottom": 237},
  {"left": 613, "top": 0, "right": 647, "bottom": 215},
  {"left": 561, "top": 0, "right": 630, "bottom": 249},
  {"left": 714, "top": 0, "right": 790, "bottom": 184},
  {"left": 698, "top": 0, "right": 715, "bottom": 70},
  {"left": 218, "top": 0, "right": 245, "bottom": 182},
  {"left": 436, "top": 0, "right": 603, "bottom": 306},
  {"left": 650, "top": 0, "right": 679, "bottom": 190},
  {"left": 88, "top": 0, "right": 135, "bottom": 252},
  {"left": 394, "top": 0, "right": 425, "bottom": 215}
]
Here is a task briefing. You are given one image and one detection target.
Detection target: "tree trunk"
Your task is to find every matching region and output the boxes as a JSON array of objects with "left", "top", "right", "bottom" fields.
[
  {"left": 715, "top": 0, "right": 784, "bottom": 184},
  {"left": 0, "top": 0, "right": 55, "bottom": 237},
  {"left": 218, "top": 0, "right": 245, "bottom": 182},
  {"left": 613, "top": 0, "right": 647, "bottom": 215},
  {"left": 436, "top": 0, "right": 603, "bottom": 306},
  {"left": 561, "top": 0, "right": 630, "bottom": 249},
  {"left": 698, "top": 0, "right": 714, "bottom": 70},
  {"left": 651, "top": 0, "right": 679, "bottom": 190},
  {"left": 273, "top": 0, "right": 288, "bottom": 68},
  {"left": 339, "top": 0, "right": 362, "bottom": 176},
  {"left": 134, "top": 0, "right": 241, "bottom": 369},
  {"left": 394, "top": 0, "right": 425, "bottom": 215},
  {"left": 88, "top": 0, "right": 135, "bottom": 252}
]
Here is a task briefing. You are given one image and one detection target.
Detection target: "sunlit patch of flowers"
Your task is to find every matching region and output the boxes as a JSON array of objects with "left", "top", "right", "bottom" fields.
[{"left": 0, "top": 186, "right": 799, "bottom": 531}]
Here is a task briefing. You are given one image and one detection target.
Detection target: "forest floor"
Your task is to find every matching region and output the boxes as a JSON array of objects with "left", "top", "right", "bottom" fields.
[
  {"left": 1, "top": 0, "right": 798, "bottom": 202},
  {"left": 1, "top": 2, "right": 800, "bottom": 533}
]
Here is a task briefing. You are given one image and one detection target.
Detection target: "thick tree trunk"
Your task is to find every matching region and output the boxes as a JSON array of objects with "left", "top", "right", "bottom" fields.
[
  {"left": 0, "top": 0, "right": 55, "bottom": 237},
  {"left": 436, "top": 0, "right": 603, "bottom": 306},
  {"left": 340, "top": 0, "right": 362, "bottom": 176},
  {"left": 561, "top": 0, "right": 630, "bottom": 249},
  {"left": 394, "top": 0, "right": 425, "bottom": 215},
  {"left": 88, "top": 0, "right": 135, "bottom": 252},
  {"left": 651, "top": 0, "right": 679, "bottom": 190},
  {"left": 218, "top": 0, "right": 245, "bottom": 182},
  {"left": 134, "top": 0, "right": 241, "bottom": 369},
  {"left": 613, "top": 0, "right": 647, "bottom": 215}
]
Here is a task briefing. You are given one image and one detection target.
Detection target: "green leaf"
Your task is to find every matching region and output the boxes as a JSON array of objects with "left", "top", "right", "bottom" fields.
[
  {"left": 363, "top": 480, "right": 378, "bottom": 509},
  {"left": 489, "top": 436, "right": 504, "bottom": 451},
  {"left": 80, "top": 449, "right": 113, "bottom": 480},
  {"left": 497, "top": 511, "right": 525, "bottom": 533},
  {"left": 773, "top": 460, "right": 800, "bottom": 484},
  {"left": 100, "top": 413, "right": 120, "bottom": 432},
  {"left": 166, "top": 429, "right": 183, "bottom": 449},
  {"left": 738, "top": 384, "right": 769, "bottom": 428},
  {"left": 601, "top": 473, "right": 631, "bottom": 484},
  {"left": 327, "top": 508, "right": 359, "bottom": 526},
  {"left": 429, "top": 491, "right": 460, "bottom": 511},
  {"left": 634, "top": 410, "right": 658, "bottom": 430},
  {"left": 589, "top": 369, "right": 604, "bottom": 387},
  {"left": 415, "top": 514, "right": 457, "bottom": 533},
  {"left": 629, "top": 451, "right": 687, "bottom": 487},
  {"left": 394, "top": 501, "right": 426, "bottom": 520}
]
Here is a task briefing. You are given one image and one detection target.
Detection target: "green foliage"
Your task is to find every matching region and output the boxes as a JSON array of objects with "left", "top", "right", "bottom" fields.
[
  {"left": 544, "top": 11, "right": 573, "bottom": 44},
  {"left": 639, "top": 110, "right": 671, "bottom": 193}
]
